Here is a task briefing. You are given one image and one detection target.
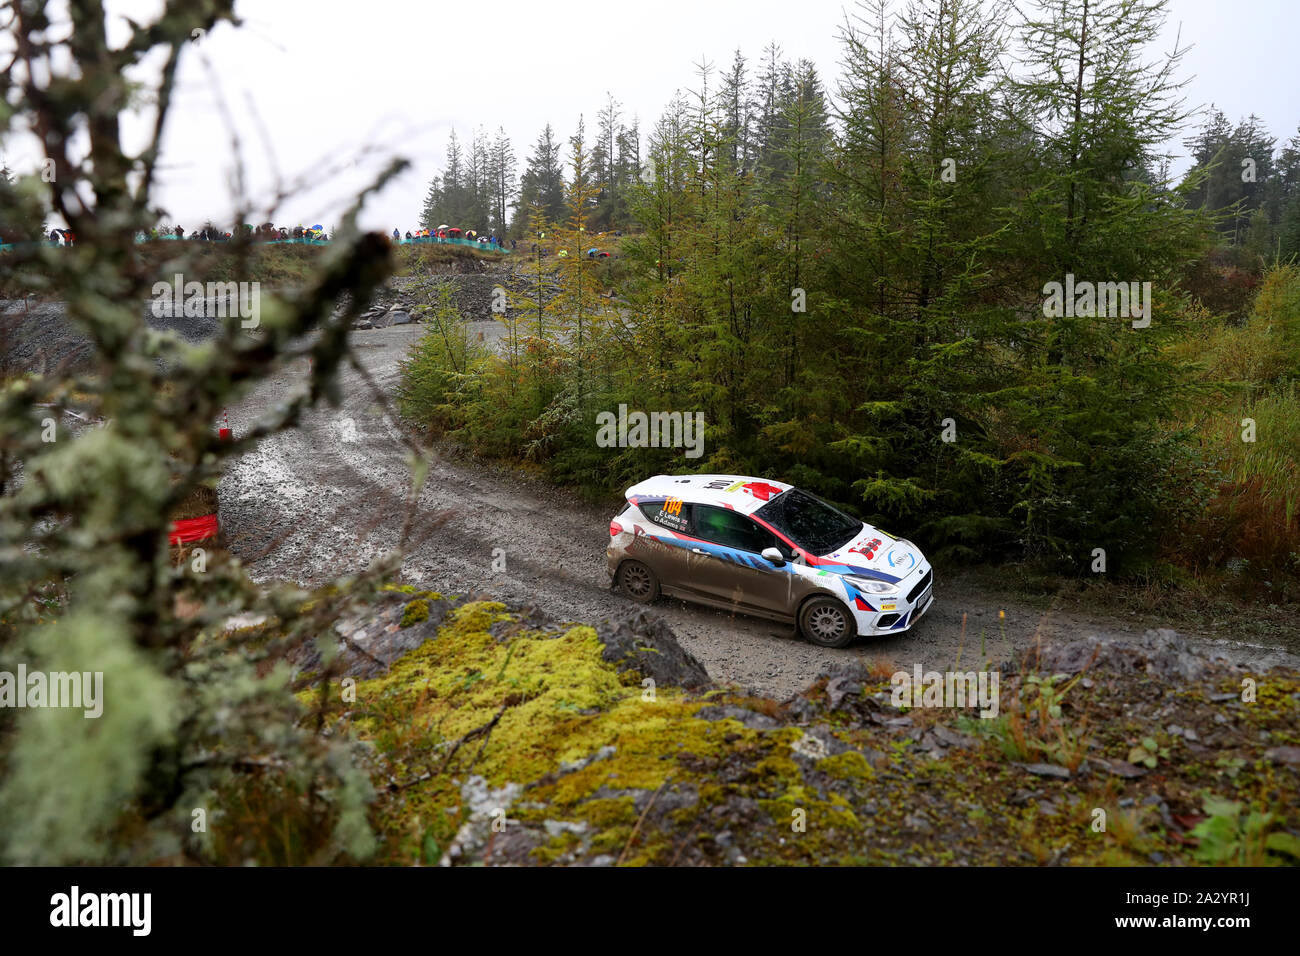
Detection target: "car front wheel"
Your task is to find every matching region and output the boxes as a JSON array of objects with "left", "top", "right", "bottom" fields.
[
  {"left": 617, "top": 560, "right": 660, "bottom": 604},
  {"left": 799, "top": 596, "right": 856, "bottom": 648}
]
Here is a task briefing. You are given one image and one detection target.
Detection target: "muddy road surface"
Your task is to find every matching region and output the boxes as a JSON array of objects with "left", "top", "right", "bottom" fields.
[{"left": 220, "top": 322, "right": 1298, "bottom": 698}]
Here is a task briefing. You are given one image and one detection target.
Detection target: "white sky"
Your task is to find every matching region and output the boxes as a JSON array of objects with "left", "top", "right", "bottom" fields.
[{"left": 2, "top": 0, "right": 1297, "bottom": 232}]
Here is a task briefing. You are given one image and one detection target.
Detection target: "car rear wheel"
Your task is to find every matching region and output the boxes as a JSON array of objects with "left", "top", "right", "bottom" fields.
[
  {"left": 799, "top": 596, "right": 855, "bottom": 648},
  {"left": 617, "top": 560, "right": 660, "bottom": 604}
]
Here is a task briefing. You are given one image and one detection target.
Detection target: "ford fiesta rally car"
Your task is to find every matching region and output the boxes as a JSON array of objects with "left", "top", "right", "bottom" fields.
[{"left": 606, "top": 474, "right": 934, "bottom": 648}]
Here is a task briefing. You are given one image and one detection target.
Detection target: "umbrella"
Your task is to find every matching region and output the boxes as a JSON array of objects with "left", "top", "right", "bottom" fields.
[
  {"left": 587, "top": 248, "right": 599, "bottom": 256},
  {"left": 466, "top": 230, "right": 477, "bottom": 237},
  {"left": 438, "top": 224, "right": 449, "bottom": 231},
  {"left": 310, "top": 224, "right": 323, "bottom": 231}
]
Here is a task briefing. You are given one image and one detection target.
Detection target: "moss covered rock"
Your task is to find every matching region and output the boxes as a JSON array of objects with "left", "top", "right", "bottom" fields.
[{"left": 307, "top": 596, "right": 1299, "bottom": 867}]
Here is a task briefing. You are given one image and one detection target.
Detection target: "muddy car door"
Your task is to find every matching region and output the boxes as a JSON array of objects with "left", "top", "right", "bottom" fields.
[
  {"left": 626, "top": 497, "right": 704, "bottom": 599},
  {"left": 688, "top": 504, "right": 794, "bottom": 617}
]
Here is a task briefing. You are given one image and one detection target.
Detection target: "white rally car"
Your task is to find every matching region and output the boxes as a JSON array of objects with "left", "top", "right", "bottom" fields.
[{"left": 606, "top": 474, "right": 934, "bottom": 648}]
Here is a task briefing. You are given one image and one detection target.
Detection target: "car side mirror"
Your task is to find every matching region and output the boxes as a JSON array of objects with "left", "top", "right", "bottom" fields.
[{"left": 761, "top": 547, "right": 786, "bottom": 565}]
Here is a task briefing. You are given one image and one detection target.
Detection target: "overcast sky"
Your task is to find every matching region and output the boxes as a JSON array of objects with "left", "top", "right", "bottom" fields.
[{"left": 3, "top": 0, "right": 1298, "bottom": 232}]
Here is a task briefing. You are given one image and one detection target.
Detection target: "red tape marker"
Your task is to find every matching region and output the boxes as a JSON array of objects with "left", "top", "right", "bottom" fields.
[{"left": 169, "top": 513, "right": 219, "bottom": 545}]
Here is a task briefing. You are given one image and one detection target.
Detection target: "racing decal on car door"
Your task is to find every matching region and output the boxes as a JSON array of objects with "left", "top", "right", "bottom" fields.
[{"left": 639, "top": 532, "right": 798, "bottom": 574}]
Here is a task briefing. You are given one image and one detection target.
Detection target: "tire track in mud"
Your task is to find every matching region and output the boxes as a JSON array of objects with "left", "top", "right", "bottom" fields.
[{"left": 220, "top": 323, "right": 1300, "bottom": 699}]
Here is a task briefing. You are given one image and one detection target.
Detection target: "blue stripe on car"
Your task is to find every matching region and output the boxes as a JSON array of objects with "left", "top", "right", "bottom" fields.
[{"left": 815, "top": 562, "right": 903, "bottom": 584}]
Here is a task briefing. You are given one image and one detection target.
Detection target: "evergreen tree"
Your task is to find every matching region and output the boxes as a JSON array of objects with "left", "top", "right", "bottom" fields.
[
  {"left": 515, "top": 124, "right": 566, "bottom": 232},
  {"left": 754, "top": 41, "right": 788, "bottom": 173},
  {"left": 467, "top": 126, "right": 491, "bottom": 229},
  {"left": 488, "top": 127, "right": 518, "bottom": 235},
  {"left": 592, "top": 94, "right": 622, "bottom": 229},
  {"left": 719, "top": 49, "right": 755, "bottom": 175},
  {"left": 999, "top": 0, "right": 1208, "bottom": 562},
  {"left": 1182, "top": 110, "right": 1276, "bottom": 243},
  {"left": 509, "top": 199, "right": 557, "bottom": 341},
  {"left": 551, "top": 127, "right": 606, "bottom": 390},
  {"left": 614, "top": 117, "right": 642, "bottom": 226}
]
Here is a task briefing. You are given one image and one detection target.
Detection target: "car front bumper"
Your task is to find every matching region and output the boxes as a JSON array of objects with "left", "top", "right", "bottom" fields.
[{"left": 850, "top": 569, "right": 934, "bottom": 636}]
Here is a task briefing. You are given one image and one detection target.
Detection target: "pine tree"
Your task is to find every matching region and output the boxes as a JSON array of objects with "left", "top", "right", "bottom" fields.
[
  {"left": 1011, "top": 0, "right": 1203, "bottom": 360},
  {"left": 443, "top": 129, "right": 466, "bottom": 222},
  {"left": 719, "top": 49, "right": 754, "bottom": 174},
  {"left": 636, "top": 95, "right": 693, "bottom": 284},
  {"left": 488, "top": 127, "right": 518, "bottom": 235},
  {"left": 614, "top": 116, "right": 642, "bottom": 225},
  {"left": 593, "top": 94, "right": 622, "bottom": 229},
  {"left": 551, "top": 128, "right": 605, "bottom": 389},
  {"left": 515, "top": 124, "right": 566, "bottom": 231},
  {"left": 509, "top": 199, "right": 556, "bottom": 341},
  {"left": 754, "top": 41, "right": 787, "bottom": 174},
  {"left": 763, "top": 58, "right": 829, "bottom": 386},
  {"left": 468, "top": 127, "right": 491, "bottom": 230},
  {"left": 998, "top": 0, "right": 1208, "bottom": 562}
]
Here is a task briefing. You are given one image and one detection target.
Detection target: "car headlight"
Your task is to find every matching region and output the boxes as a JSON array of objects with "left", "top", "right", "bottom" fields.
[{"left": 846, "top": 576, "right": 899, "bottom": 595}]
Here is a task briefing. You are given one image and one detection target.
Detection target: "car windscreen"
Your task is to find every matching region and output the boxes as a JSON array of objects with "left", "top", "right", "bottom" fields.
[{"left": 753, "top": 489, "right": 861, "bottom": 556}]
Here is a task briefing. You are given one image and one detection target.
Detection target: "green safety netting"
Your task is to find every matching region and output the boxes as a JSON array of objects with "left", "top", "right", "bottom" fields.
[{"left": 400, "top": 237, "right": 509, "bottom": 252}]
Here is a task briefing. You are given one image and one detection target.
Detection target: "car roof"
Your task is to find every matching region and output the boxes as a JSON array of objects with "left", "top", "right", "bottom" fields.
[{"left": 625, "top": 474, "right": 794, "bottom": 516}]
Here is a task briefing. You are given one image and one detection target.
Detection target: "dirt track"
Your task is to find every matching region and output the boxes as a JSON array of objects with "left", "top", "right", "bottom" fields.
[{"left": 219, "top": 322, "right": 1300, "bottom": 698}]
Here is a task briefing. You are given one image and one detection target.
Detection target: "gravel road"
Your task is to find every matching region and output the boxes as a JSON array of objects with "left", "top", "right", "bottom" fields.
[{"left": 219, "top": 322, "right": 1300, "bottom": 698}]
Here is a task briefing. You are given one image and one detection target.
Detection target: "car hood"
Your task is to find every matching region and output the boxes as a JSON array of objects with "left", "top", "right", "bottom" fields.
[{"left": 817, "top": 525, "right": 923, "bottom": 580}]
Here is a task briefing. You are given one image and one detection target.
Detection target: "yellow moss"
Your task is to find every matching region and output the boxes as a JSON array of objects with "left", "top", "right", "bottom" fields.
[
  {"left": 350, "top": 599, "right": 753, "bottom": 862},
  {"left": 754, "top": 754, "right": 802, "bottom": 790},
  {"left": 817, "top": 751, "right": 875, "bottom": 783},
  {"left": 399, "top": 599, "right": 429, "bottom": 628},
  {"left": 589, "top": 825, "right": 634, "bottom": 855},
  {"left": 577, "top": 797, "right": 639, "bottom": 829},
  {"left": 530, "top": 831, "right": 581, "bottom": 864}
]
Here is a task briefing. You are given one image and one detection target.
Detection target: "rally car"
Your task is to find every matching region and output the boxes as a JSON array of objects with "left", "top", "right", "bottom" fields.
[{"left": 606, "top": 474, "right": 934, "bottom": 648}]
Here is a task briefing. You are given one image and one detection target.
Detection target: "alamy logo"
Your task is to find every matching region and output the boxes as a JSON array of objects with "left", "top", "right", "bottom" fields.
[
  {"left": 151, "top": 273, "right": 261, "bottom": 328},
  {"left": 595, "top": 404, "right": 704, "bottom": 459},
  {"left": 0, "top": 665, "right": 103, "bottom": 718},
  {"left": 891, "top": 665, "right": 1000, "bottom": 718},
  {"left": 50, "top": 886, "right": 151, "bottom": 936},
  {"left": 1042, "top": 273, "right": 1152, "bottom": 329}
]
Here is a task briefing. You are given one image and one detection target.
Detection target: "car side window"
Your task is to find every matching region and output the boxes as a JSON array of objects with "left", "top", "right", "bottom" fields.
[
  {"left": 692, "top": 505, "right": 780, "bottom": 555},
  {"left": 640, "top": 497, "right": 691, "bottom": 534}
]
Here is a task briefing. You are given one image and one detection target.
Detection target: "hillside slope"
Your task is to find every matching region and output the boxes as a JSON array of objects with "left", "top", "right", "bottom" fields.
[{"left": 319, "top": 589, "right": 1300, "bottom": 866}]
